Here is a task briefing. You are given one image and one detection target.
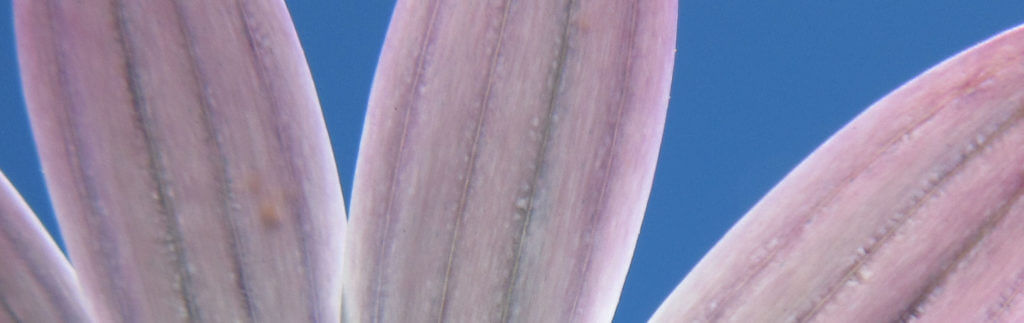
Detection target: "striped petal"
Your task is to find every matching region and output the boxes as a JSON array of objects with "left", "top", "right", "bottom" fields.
[
  {"left": 343, "top": 0, "right": 676, "bottom": 321},
  {"left": 653, "top": 24, "right": 1024, "bottom": 322},
  {"left": 15, "top": 1, "right": 344, "bottom": 321},
  {"left": 0, "top": 170, "right": 92, "bottom": 322}
]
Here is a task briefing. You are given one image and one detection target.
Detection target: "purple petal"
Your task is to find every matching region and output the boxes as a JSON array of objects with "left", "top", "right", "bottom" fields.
[
  {"left": 15, "top": 1, "right": 344, "bottom": 321},
  {"left": 654, "top": 24, "right": 1024, "bottom": 322},
  {"left": 344, "top": 0, "right": 676, "bottom": 321},
  {"left": 0, "top": 170, "right": 92, "bottom": 322}
]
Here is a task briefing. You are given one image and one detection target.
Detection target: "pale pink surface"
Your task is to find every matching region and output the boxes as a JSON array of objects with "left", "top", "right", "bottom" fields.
[
  {"left": 344, "top": 0, "right": 676, "bottom": 321},
  {"left": 0, "top": 171, "right": 91, "bottom": 322},
  {"left": 654, "top": 24, "right": 1024, "bottom": 322},
  {"left": 15, "top": 1, "right": 344, "bottom": 321}
]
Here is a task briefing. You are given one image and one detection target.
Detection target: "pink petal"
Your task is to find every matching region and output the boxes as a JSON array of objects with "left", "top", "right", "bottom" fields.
[
  {"left": 0, "top": 170, "right": 92, "bottom": 322},
  {"left": 15, "top": 1, "right": 344, "bottom": 321},
  {"left": 344, "top": 0, "right": 676, "bottom": 321},
  {"left": 654, "top": 24, "right": 1024, "bottom": 322}
]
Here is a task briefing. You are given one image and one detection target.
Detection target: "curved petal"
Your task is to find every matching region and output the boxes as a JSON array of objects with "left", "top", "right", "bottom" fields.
[
  {"left": 15, "top": 0, "right": 344, "bottom": 321},
  {"left": 0, "top": 171, "right": 92, "bottom": 322},
  {"left": 653, "top": 24, "right": 1024, "bottom": 322},
  {"left": 343, "top": 0, "right": 676, "bottom": 321}
]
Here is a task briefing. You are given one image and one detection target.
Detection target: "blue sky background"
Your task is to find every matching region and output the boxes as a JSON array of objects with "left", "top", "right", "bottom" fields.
[{"left": 1, "top": 1, "right": 1024, "bottom": 322}]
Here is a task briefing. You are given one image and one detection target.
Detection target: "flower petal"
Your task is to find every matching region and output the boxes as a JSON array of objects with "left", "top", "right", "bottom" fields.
[
  {"left": 653, "top": 24, "right": 1024, "bottom": 322},
  {"left": 343, "top": 0, "right": 676, "bottom": 321},
  {"left": 15, "top": 1, "right": 344, "bottom": 321},
  {"left": 0, "top": 171, "right": 93, "bottom": 322}
]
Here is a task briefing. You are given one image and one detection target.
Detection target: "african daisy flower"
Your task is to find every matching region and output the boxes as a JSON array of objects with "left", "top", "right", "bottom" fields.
[{"left": 3, "top": 1, "right": 1024, "bottom": 322}]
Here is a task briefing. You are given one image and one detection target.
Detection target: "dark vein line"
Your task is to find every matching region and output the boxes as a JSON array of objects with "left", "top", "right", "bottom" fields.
[
  {"left": 0, "top": 293, "right": 21, "bottom": 323},
  {"left": 899, "top": 173, "right": 1024, "bottom": 321},
  {"left": 370, "top": 1, "right": 444, "bottom": 322},
  {"left": 235, "top": 1, "right": 322, "bottom": 321},
  {"left": 498, "top": 1, "right": 576, "bottom": 321},
  {"left": 567, "top": 1, "right": 639, "bottom": 319},
  {"left": 705, "top": 87, "right": 955, "bottom": 322},
  {"left": 801, "top": 104, "right": 1024, "bottom": 322},
  {"left": 435, "top": 1, "right": 513, "bottom": 322},
  {"left": 171, "top": 0, "right": 255, "bottom": 320},
  {"left": 112, "top": 1, "right": 198, "bottom": 320},
  {"left": 47, "top": 0, "right": 137, "bottom": 320},
  {"left": 986, "top": 266, "right": 1024, "bottom": 321}
]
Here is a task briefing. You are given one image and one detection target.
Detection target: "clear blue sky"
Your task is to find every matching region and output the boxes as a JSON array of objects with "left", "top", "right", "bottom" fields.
[{"left": 1, "top": 1, "right": 1023, "bottom": 322}]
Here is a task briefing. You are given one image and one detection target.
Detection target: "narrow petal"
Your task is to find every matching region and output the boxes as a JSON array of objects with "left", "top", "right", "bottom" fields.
[
  {"left": 653, "top": 24, "right": 1024, "bottom": 322},
  {"left": 0, "top": 171, "right": 92, "bottom": 322},
  {"left": 15, "top": 0, "right": 344, "bottom": 322},
  {"left": 344, "top": 0, "right": 676, "bottom": 321}
]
